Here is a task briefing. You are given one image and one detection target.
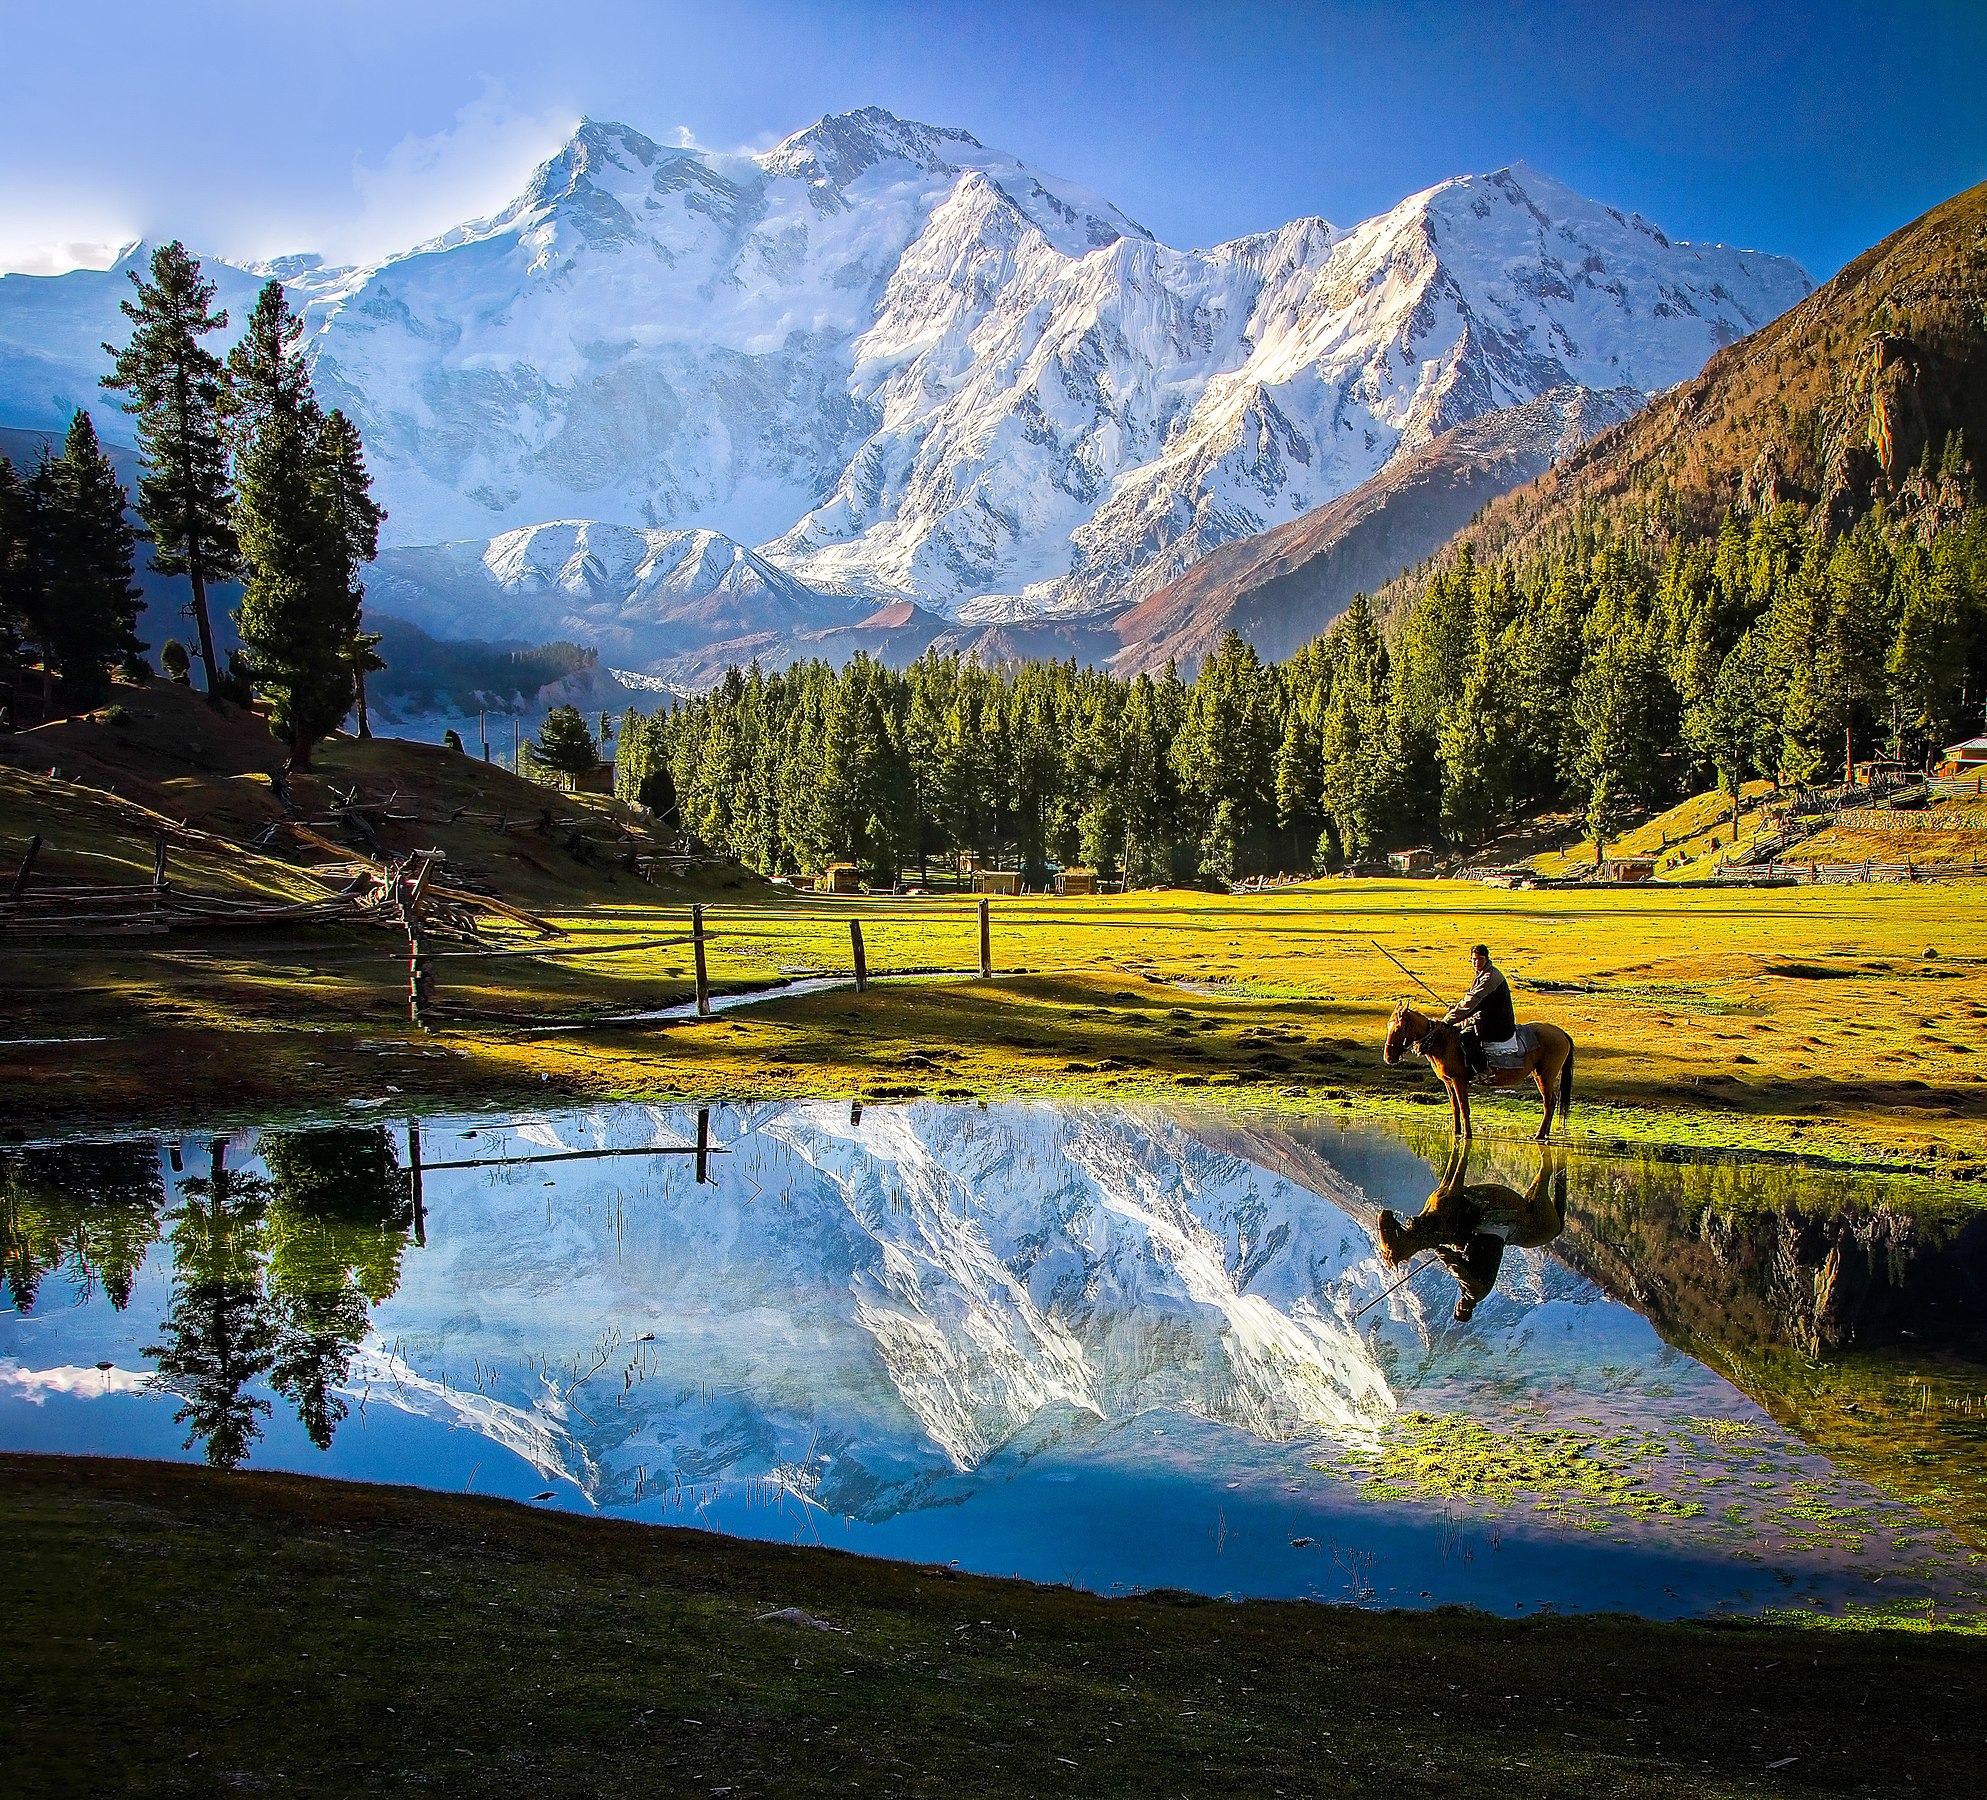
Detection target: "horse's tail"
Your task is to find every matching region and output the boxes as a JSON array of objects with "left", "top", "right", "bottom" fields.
[{"left": 1559, "top": 1035, "right": 1575, "bottom": 1121}]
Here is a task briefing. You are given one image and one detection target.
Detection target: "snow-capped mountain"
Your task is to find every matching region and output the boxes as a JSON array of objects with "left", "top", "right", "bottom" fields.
[
  {"left": 366, "top": 519, "right": 866, "bottom": 668},
  {"left": 0, "top": 107, "right": 1811, "bottom": 659}
]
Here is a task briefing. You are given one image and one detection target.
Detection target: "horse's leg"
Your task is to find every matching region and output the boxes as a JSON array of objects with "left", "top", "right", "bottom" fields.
[
  {"left": 1458, "top": 1071, "right": 1473, "bottom": 1140},
  {"left": 1533, "top": 1060, "right": 1553, "bottom": 1141}
]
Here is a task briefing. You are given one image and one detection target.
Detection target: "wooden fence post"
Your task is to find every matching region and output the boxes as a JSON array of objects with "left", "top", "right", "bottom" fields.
[
  {"left": 7, "top": 834, "right": 42, "bottom": 903},
  {"left": 404, "top": 852, "right": 440, "bottom": 1029},
  {"left": 692, "top": 904, "right": 710, "bottom": 1017},
  {"left": 152, "top": 832, "right": 169, "bottom": 891},
  {"left": 850, "top": 918, "right": 868, "bottom": 992},
  {"left": 695, "top": 1106, "right": 711, "bottom": 1184},
  {"left": 978, "top": 896, "right": 990, "bottom": 978},
  {"left": 407, "top": 1119, "right": 425, "bottom": 1247}
]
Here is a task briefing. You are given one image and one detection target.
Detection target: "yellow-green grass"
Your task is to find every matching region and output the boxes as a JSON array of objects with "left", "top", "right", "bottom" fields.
[
  {"left": 1531, "top": 780, "right": 1782, "bottom": 879},
  {"left": 1787, "top": 822, "right": 1987, "bottom": 869},
  {"left": 6, "top": 876, "right": 1985, "bottom": 1183},
  {"left": 9, "top": 1453, "right": 1985, "bottom": 1798}
]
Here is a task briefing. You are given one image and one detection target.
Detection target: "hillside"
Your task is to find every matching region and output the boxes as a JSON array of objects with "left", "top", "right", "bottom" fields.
[
  {"left": 1383, "top": 177, "right": 1987, "bottom": 593},
  {"left": 0, "top": 680, "right": 745, "bottom": 912},
  {"left": 1109, "top": 385, "right": 1643, "bottom": 675}
]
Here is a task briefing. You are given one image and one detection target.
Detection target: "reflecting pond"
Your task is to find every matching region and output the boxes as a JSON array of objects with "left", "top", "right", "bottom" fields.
[{"left": 5, "top": 1102, "right": 1985, "bottom": 1624}]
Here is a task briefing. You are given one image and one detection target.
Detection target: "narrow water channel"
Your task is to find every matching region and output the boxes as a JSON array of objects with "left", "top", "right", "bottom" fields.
[{"left": 4, "top": 1102, "right": 1982, "bottom": 1624}]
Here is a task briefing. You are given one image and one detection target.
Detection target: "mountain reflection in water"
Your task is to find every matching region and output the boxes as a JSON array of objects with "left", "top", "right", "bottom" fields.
[{"left": 3, "top": 1102, "right": 1983, "bottom": 1623}]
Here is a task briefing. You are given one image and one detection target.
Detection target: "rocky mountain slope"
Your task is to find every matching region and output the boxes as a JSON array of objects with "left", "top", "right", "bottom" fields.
[
  {"left": 1375, "top": 177, "right": 1987, "bottom": 600},
  {"left": 1107, "top": 383, "right": 1644, "bottom": 673},
  {"left": 0, "top": 108, "right": 1809, "bottom": 677}
]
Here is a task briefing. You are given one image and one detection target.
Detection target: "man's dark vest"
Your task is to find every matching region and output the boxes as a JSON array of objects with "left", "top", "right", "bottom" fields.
[{"left": 1476, "top": 970, "right": 1517, "bottom": 1042}]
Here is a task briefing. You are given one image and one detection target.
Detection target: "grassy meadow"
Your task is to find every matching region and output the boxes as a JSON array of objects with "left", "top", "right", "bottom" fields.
[{"left": 4, "top": 860, "right": 1984, "bottom": 1181}]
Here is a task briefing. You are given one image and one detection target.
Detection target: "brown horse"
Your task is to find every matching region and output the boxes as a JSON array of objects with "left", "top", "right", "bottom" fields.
[{"left": 1382, "top": 1001, "right": 1575, "bottom": 1141}]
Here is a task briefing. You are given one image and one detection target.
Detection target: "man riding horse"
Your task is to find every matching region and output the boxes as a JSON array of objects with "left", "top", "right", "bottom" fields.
[
  {"left": 1446, "top": 943, "right": 1519, "bottom": 1080},
  {"left": 1382, "top": 946, "right": 1575, "bottom": 1141}
]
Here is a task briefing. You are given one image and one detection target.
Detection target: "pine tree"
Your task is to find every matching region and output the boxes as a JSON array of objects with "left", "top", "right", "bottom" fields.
[
  {"left": 41, "top": 412, "right": 144, "bottom": 707},
  {"left": 315, "top": 410, "right": 386, "bottom": 736},
  {"left": 1686, "top": 629, "right": 1778, "bottom": 832},
  {"left": 228, "top": 283, "right": 351, "bottom": 769},
  {"left": 102, "top": 242, "right": 237, "bottom": 700},
  {"left": 0, "top": 454, "right": 29, "bottom": 689},
  {"left": 533, "top": 704, "right": 599, "bottom": 778}
]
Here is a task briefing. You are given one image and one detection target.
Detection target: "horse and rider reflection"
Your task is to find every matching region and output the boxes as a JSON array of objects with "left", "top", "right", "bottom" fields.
[{"left": 1376, "top": 1140, "right": 1568, "bottom": 1322}]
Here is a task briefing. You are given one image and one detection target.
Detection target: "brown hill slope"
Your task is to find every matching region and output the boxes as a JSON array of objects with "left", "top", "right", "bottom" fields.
[
  {"left": 0, "top": 680, "right": 754, "bottom": 909},
  {"left": 1110, "top": 386, "right": 1644, "bottom": 676},
  {"left": 1384, "top": 178, "right": 1987, "bottom": 591}
]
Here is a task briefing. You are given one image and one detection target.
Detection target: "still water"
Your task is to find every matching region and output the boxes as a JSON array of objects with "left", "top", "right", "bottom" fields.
[{"left": 5, "top": 1102, "right": 1983, "bottom": 1623}]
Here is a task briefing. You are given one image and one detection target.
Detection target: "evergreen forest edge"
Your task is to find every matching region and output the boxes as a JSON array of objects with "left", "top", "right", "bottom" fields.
[{"left": 4, "top": 247, "right": 1987, "bottom": 875}]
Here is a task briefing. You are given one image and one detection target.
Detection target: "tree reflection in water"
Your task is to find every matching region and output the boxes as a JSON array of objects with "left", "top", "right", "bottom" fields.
[
  {"left": 1, "top": 1140, "right": 167, "bottom": 1313},
  {"left": 145, "top": 1141, "right": 279, "bottom": 1469},
  {"left": 263, "top": 1129, "right": 413, "bottom": 1449},
  {"left": 117, "top": 1127, "right": 414, "bottom": 1468}
]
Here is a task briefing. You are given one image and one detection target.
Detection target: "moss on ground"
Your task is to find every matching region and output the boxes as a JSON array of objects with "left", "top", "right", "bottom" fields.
[{"left": 8, "top": 1453, "right": 1986, "bottom": 1798}]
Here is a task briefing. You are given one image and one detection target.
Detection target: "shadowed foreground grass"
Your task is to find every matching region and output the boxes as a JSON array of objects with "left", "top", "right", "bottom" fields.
[{"left": 5, "top": 1454, "right": 1984, "bottom": 1798}]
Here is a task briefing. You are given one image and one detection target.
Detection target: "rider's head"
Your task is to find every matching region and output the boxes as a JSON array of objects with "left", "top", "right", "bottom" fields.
[{"left": 1471, "top": 942, "right": 1490, "bottom": 973}]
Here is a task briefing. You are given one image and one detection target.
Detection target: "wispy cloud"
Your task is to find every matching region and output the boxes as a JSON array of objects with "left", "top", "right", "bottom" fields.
[
  {"left": 0, "top": 235, "right": 134, "bottom": 277},
  {"left": 327, "top": 79, "right": 576, "bottom": 264}
]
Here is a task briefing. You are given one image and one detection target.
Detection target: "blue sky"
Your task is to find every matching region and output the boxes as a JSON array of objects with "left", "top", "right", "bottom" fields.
[{"left": 2, "top": 0, "right": 1982, "bottom": 279}]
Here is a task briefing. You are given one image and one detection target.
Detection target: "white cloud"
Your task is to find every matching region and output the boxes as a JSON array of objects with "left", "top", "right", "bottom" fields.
[
  {"left": 0, "top": 1358, "right": 154, "bottom": 1401},
  {"left": 327, "top": 79, "right": 576, "bottom": 265},
  {"left": 0, "top": 232, "right": 135, "bottom": 278}
]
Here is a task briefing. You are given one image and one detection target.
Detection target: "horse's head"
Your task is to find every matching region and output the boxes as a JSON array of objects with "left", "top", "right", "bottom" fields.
[{"left": 1382, "top": 999, "right": 1423, "bottom": 1066}]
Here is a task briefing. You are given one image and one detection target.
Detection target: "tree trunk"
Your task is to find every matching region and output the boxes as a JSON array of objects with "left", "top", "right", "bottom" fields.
[
  {"left": 188, "top": 562, "right": 223, "bottom": 705},
  {"left": 355, "top": 666, "right": 372, "bottom": 739}
]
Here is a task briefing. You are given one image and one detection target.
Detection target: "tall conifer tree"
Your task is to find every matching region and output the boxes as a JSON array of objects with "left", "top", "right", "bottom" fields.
[
  {"left": 315, "top": 409, "right": 385, "bottom": 738},
  {"left": 227, "top": 283, "right": 352, "bottom": 769},
  {"left": 103, "top": 242, "right": 236, "bottom": 701},
  {"left": 41, "top": 412, "right": 144, "bottom": 706}
]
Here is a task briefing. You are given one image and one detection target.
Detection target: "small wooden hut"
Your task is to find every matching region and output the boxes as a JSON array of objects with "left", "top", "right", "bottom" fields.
[
  {"left": 971, "top": 870, "right": 1021, "bottom": 896},
  {"left": 1054, "top": 866, "right": 1097, "bottom": 897},
  {"left": 815, "top": 862, "right": 863, "bottom": 894}
]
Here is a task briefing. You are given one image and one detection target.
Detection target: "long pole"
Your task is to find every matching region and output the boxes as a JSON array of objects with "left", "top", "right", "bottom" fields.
[
  {"left": 979, "top": 897, "right": 991, "bottom": 978},
  {"left": 1371, "top": 939, "right": 1443, "bottom": 1005},
  {"left": 692, "top": 904, "right": 710, "bottom": 1017},
  {"left": 1353, "top": 1255, "right": 1428, "bottom": 1321},
  {"left": 850, "top": 918, "right": 868, "bottom": 992}
]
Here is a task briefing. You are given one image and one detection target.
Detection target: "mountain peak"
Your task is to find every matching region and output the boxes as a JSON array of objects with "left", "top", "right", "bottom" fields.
[{"left": 761, "top": 106, "right": 983, "bottom": 189}]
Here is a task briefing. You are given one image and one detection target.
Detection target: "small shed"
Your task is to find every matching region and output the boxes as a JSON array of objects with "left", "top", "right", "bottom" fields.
[
  {"left": 573, "top": 761, "right": 616, "bottom": 795},
  {"left": 1388, "top": 848, "right": 1436, "bottom": 875},
  {"left": 815, "top": 862, "right": 863, "bottom": 894},
  {"left": 1607, "top": 857, "right": 1658, "bottom": 884},
  {"left": 1938, "top": 734, "right": 1987, "bottom": 776},
  {"left": 971, "top": 869, "right": 1022, "bottom": 896},
  {"left": 1055, "top": 866, "right": 1097, "bottom": 897}
]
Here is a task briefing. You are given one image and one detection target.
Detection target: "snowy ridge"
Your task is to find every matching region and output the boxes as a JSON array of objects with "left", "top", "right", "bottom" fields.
[
  {"left": 366, "top": 519, "right": 866, "bottom": 667},
  {"left": 0, "top": 111, "right": 1810, "bottom": 660}
]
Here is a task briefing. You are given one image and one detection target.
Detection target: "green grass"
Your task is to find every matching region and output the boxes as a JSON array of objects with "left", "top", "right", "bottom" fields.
[{"left": 9, "top": 1453, "right": 1987, "bottom": 1798}]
